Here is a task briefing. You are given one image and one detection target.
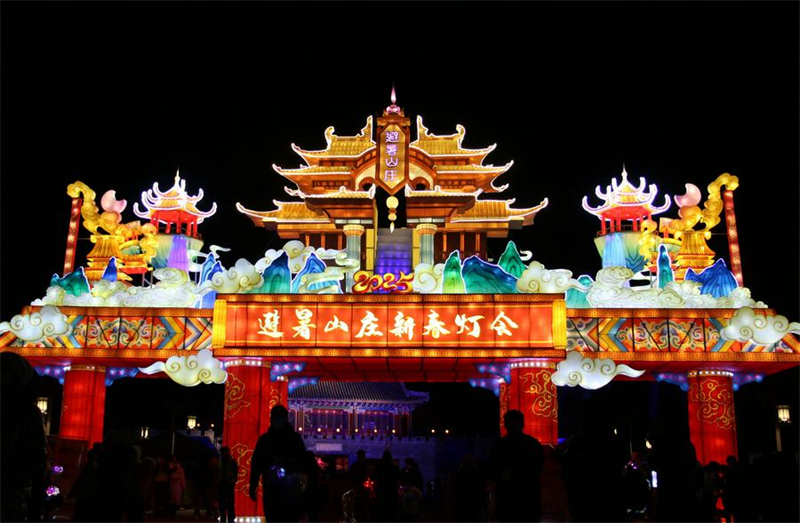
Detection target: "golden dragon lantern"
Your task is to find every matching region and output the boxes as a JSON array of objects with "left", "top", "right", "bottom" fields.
[
  {"left": 638, "top": 173, "right": 739, "bottom": 281},
  {"left": 66, "top": 181, "right": 159, "bottom": 282}
]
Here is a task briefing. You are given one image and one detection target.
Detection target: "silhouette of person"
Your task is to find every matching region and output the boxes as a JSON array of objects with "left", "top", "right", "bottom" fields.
[
  {"left": 401, "top": 457, "right": 424, "bottom": 492},
  {"left": 489, "top": 409, "right": 544, "bottom": 522},
  {"left": 0, "top": 352, "right": 48, "bottom": 523},
  {"left": 372, "top": 450, "right": 400, "bottom": 522},
  {"left": 70, "top": 446, "right": 100, "bottom": 522},
  {"left": 168, "top": 454, "right": 186, "bottom": 516},
  {"left": 454, "top": 455, "right": 485, "bottom": 523},
  {"left": 349, "top": 449, "right": 370, "bottom": 522},
  {"left": 249, "top": 405, "right": 307, "bottom": 522},
  {"left": 218, "top": 446, "right": 238, "bottom": 523}
]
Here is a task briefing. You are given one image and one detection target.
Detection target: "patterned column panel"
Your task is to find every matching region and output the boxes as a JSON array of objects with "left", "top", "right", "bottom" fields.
[
  {"left": 509, "top": 361, "right": 558, "bottom": 445},
  {"left": 499, "top": 381, "right": 510, "bottom": 437},
  {"left": 687, "top": 370, "right": 738, "bottom": 464},
  {"left": 60, "top": 365, "right": 106, "bottom": 446},
  {"left": 223, "top": 361, "right": 278, "bottom": 518}
]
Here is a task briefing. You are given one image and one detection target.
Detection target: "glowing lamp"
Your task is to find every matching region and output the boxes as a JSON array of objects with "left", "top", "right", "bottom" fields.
[
  {"left": 391, "top": 429, "right": 396, "bottom": 434},
  {"left": 336, "top": 428, "right": 341, "bottom": 433},
  {"left": 355, "top": 428, "right": 359, "bottom": 433},
  {"left": 298, "top": 427, "right": 303, "bottom": 432},
  {"left": 431, "top": 429, "right": 436, "bottom": 435},
  {"left": 445, "top": 429, "right": 450, "bottom": 435},
  {"left": 140, "top": 427, "right": 150, "bottom": 439},
  {"left": 645, "top": 439, "right": 652, "bottom": 450},
  {"left": 187, "top": 415, "right": 198, "bottom": 430},
  {"left": 317, "top": 427, "right": 322, "bottom": 433},
  {"left": 373, "top": 428, "right": 378, "bottom": 433},
  {"left": 37, "top": 397, "right": 49, "bottom": 415},
  {"left": 778, "top": 405, "right": 791, "bottom": 423}
]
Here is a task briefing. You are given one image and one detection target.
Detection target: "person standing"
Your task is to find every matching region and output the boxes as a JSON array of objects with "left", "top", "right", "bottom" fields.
[
  {"left": 372, "top": 450, "right": 400, "bottom": 522},
  {"left": 249, "top": 405, "right": 307, "bottom": 522},
  {"left": 168, "top": 455, "right": 186, "bottom": 516},
  {"left": 218, "top": 447, "right": 238, "bottom": 523},
  {"left": 489, "top": 410, "right": 544, "bottom": 522}
]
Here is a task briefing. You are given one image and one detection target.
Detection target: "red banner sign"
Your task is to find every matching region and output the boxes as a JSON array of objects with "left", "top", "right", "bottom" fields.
[{"left": 219, "top": 296, "right": 557, "bottom": 349}]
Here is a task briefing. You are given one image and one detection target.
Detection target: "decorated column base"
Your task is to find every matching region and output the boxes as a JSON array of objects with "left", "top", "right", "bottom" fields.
[
  {"left": 60, "top": 365, "right": 106, "bottom": 446},
  {"left": 687, "top": 369, "right": 738, "bottom": 464}
]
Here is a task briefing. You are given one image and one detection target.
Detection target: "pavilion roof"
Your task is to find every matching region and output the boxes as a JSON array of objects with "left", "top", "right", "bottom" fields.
[
  {"left": 411, "top": 116, "right": 496, "bottom": 161},
  {"left": 451, "top": 198, "right": 549, "bottom": 226},
  {"left": 133, "top": 172, "right": 217, "bottom": 223},
  {"left": 290, "top": 116, "right": 375, "bottom": 163},
  {"left": 236, "top": 201, "right": 328, "bottom": 226},
  {"left": 289, "top": 382, "right": 429, "bottom": 406},
  {"left": 582, "top": 167, "right": 671, "bottom": 218}
]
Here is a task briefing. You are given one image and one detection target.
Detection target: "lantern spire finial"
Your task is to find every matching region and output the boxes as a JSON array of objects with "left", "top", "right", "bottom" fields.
[{"left": 385, "top": 84, "right": 402, "bottom": 115}]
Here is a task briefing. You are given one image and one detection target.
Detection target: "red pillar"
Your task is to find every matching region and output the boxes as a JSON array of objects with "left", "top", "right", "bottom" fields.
[
  {"left": 723, "top": 190, "right": 744, "bottom": 287},
  {"left": 224, "top": 360, "right": 284, "bottom": 518},
  {"left": 60, "top": 365, "right": 106, "bottom": 446},
  {"left": 507, "top": 361, "right": 558, "bottom": 445},
  {"left": 687, "top": 370, "right": 738, "bottom": 464}
]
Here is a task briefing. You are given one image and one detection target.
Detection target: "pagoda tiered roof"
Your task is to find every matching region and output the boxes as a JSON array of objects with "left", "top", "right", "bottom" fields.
[
  {"left": 582, "top": 167, "right": 671, "bottom": 220},
  {"left": 133, "top": 172, "right": 217, "bottom": 223},
  {"left": 240, "top": 105, "right": 547, "bottom": 237}
]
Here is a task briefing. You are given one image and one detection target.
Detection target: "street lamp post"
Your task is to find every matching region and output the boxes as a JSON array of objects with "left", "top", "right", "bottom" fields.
[
  {"left": 775, "top": 405, "right": 791, "bottom": 452},
  {"left": 37, "top": 397, "right": 50, "bottom": 435}
]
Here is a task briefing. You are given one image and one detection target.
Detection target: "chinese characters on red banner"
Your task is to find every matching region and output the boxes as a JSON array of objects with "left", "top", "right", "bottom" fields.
[{"left": 225, "top": 301, "right": 554, "bottom": 349}]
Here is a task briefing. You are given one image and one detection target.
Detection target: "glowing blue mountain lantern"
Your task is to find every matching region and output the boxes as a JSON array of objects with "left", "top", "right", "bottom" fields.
[
  {"left": 657, "top": 244, "right": 674, "bottom": 289},
  {"left": 442, "top": 251, "right": 466, "bottom": 294},
  {"left": 50, "top": 267, "right": 91, "bottom": 297},
  {"left": 291, "top": 253, "right": 337, "bottom": 293},
  {"left": 497, "top": 241, "right": 526, "bottom": 278},
  {"left": 566, "top": 275, "right": 594, "bottom": 308},
  {"left": 254, "top": 252, "right": 291, "bottom": 294},
  {"left": 462, "top": 255, "right": 518, "bottom": 294},
  {"left": 101, "top": 257, "right": 118, "bottom": 282},
  {"left": 199, "top": 259, "right": 223, "bottom": 308},
  {"left": 685, "top": 258, "right": 738, "bottom": 298}
]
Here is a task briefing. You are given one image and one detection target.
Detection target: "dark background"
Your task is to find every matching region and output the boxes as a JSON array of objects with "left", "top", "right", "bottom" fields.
[{"left": 3, "top": 3, "right": 798, "bottom": 454}]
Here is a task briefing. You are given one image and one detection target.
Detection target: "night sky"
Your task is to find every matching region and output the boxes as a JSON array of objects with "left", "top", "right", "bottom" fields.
[{"left": 2, "top": 3, "right": 798, "bottom": 451}]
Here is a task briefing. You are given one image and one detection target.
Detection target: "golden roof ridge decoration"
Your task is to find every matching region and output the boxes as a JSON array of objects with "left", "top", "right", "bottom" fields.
[
  {"left": 285, "top": 185, "right": 376, "bottom": 200},
  {"left": 404, "top": 184, "right": 483, "bottom": 199},
  {"left": 272, "top": 165, "right": 353, "bottom": 176},
  {"left": 290, "top": 116, "right": 375, "bottom": 160},
  {"left": 451, "top": 197, "right": 549, "bottom": 223},
  {"left": 411, "top": 116, "right": 496, "bottom": 158},
  {"left": 235, "top": 201, "right": 328, "bottom": 223},
  {"left": 133, "top": 170, "right": 217, "bottom": 222}
]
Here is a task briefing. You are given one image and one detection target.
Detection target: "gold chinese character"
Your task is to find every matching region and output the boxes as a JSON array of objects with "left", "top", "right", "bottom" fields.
[
  {"left": 423, "top": 310, "right": 450, "bottom": 339},
  {"left": 455, "top": 314, "right": 485, "bottom": 338},
  {"left": 291, "top": 308, "right": 316, "bottom": 340},
  {"left": 389, "top": 311, "right": 415, "bottom": 341},
  {"left": 490, "top": 311, "right": 519, "bottom": 337},
  {"left": 355, "top": 311, "right": 384, "bottom": 338},
  {"left": 323, "top": 315, "right": 349, "bottom": 333},
  {"left": 257, "top": 310, "right": 283, "bottom": 338}
]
